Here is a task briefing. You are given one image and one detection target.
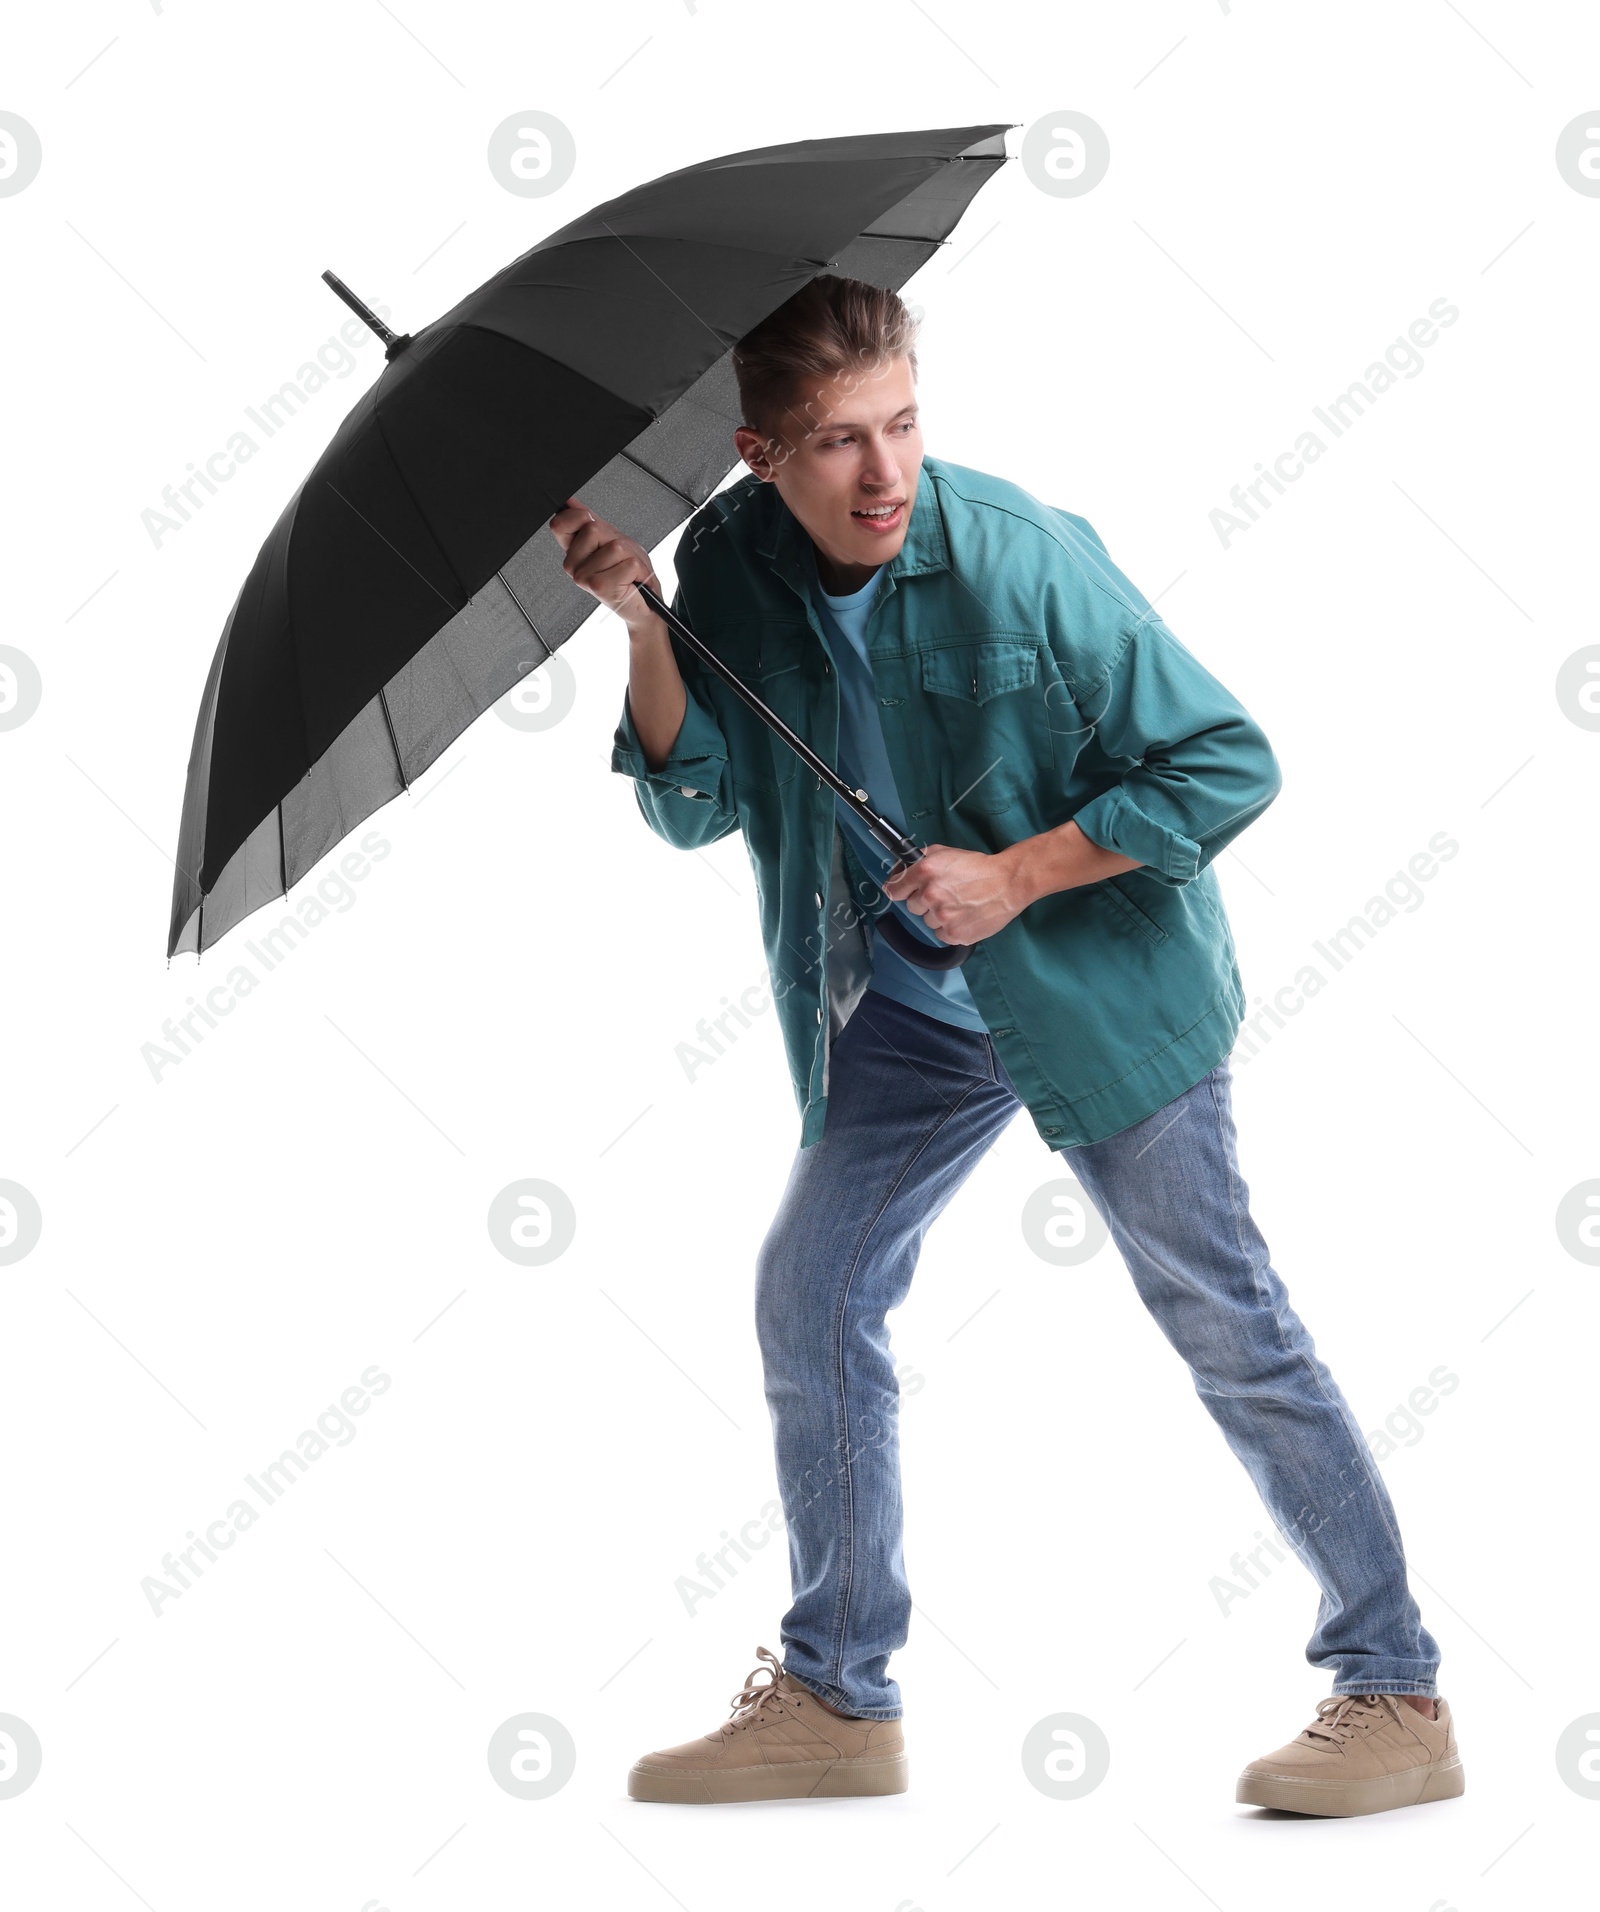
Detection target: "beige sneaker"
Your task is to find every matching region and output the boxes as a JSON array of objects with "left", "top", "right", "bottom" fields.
[
  {"left": 1237, "top": 1692, "right": 1465, "bottom": 1816},
  {"left": 628, "top": 1646, "right": 908, "bottom": 1804}
]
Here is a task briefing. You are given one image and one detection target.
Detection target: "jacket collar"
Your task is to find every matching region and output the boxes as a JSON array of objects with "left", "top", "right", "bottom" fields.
[{"left": 750, "top": 454, "right": 951, "bottom": 599}]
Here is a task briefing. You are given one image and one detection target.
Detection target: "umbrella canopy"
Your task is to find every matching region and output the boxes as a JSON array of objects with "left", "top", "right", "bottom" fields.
[{"left": 167, "top": 123, "right": 1014, "bottom": 958}]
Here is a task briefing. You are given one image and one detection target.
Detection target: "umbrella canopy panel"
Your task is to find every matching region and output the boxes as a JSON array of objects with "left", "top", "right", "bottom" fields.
[{"left": 169, "top": 125, "right": 1012, "bottom": 957}]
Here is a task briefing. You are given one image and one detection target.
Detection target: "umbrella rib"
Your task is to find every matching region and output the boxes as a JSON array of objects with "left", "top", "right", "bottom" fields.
[
  {"left": 326, "top": 481, "right": 461, "bottom": 613},
  {"left": 617, "top": 445, "right": 701, "bottom": 513},
  {"left": 377, "top": 685, "right": 410, "bottom": 791},
  {"left": 495, "top": 568, "right": 549, "bottom": 658},
  {"left": 598, "top": 219, "right": 728, "bottom": 353}
]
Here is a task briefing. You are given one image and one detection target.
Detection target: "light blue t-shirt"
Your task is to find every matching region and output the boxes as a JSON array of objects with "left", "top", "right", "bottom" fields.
[{"left": 805, "top": 546, "right": 988, "bottom": 1033}]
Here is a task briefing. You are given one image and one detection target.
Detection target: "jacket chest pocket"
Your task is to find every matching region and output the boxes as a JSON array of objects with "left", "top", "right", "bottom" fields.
[{"left": 916, "top": 640, "right": 1054, "bottom": 816}]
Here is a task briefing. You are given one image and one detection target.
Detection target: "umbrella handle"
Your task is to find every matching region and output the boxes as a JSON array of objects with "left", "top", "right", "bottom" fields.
[
  {"left": 870, "top": 905, "right": 974, "bottom": 970},
  {"left": 868, "top": 855, "right": 975, "bottom": 969}
]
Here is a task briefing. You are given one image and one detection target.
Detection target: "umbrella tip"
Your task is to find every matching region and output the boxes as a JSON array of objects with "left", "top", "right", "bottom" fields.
[{"left": 321, "top": 269, "right": 410, "bottom": 357}]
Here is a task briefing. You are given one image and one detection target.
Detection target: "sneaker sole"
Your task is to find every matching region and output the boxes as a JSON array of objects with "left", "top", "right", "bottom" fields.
[
  {"left": 629, "top": 1751, "right": 909, "bottom": 1804},
  {"left": 1236, "top": 1753, "right": 1465, "bottom": 1817}
]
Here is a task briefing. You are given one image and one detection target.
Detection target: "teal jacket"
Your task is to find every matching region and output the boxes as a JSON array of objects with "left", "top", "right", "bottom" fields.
[{"left": 611, "top": 454, "right": 1282, "bottom": 1150}]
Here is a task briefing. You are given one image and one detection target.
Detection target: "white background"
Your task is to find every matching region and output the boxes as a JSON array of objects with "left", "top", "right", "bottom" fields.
[{"left": 2, "top": 4, "right": 1595, "bottom": 1909}]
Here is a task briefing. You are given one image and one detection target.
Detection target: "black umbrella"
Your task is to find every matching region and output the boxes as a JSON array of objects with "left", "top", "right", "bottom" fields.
[{"left": 167, "top": 123, "right": 1014, "bottom": 966}]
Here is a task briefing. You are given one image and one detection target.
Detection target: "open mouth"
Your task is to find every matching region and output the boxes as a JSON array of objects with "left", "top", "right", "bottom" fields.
[{"left": 850, "top": 501, "right": 904, "bottom": 532}]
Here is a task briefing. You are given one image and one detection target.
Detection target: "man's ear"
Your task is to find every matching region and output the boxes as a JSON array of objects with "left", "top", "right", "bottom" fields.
[{"left": 733, "top": 426, "right": 778, "bottom": 482}]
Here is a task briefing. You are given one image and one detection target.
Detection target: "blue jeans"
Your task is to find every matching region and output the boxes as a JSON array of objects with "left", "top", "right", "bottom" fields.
[{"left": 754, "top": 991, "right": 1440, "bottom": 1719}]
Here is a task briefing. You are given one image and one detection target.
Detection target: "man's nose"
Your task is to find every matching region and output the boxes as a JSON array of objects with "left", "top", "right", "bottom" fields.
[{"left": 861, "top": 443, "right": 901, "bottom": 487}]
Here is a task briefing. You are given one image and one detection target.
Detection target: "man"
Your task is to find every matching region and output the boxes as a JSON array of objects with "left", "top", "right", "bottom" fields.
[{"left": 551, "top": 275, "right": 1461, "bottom": 1815}]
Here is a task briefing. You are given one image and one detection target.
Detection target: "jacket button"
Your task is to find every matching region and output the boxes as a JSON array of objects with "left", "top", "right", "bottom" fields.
[
  {"left": 1042, "top": 1125, "right": 1062, "bottom": 1138},
  {"left": 816, "top": 1006, "right": 824, "bottom": 1025},
  {"left": 814, "top": 890, "right": 823, "bottom": 909}
]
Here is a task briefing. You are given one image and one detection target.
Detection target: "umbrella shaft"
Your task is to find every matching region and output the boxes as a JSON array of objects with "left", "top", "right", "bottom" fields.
[{"left": 635, "top": 582, "right": 921, "bottom": 867}]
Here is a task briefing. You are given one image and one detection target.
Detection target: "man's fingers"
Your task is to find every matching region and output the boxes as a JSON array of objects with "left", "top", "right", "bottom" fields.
[
  {"left": 548, "top": 499, "right": 601, "bottom": 554},
  {"left": 565, "top": 523, "right": 615, "bottom": 568},
  {"left": 591, "top": 538, "right": 648, "bottom": 579},
  {"left": 585, "top": 550, "right": 649, "bottom": 602}
]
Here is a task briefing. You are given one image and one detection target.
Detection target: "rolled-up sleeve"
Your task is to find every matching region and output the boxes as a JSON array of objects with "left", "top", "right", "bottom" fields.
[
  {"left": 1066, "top": 613, "right": 1283, "bottom": 887},
  {"left": 609, "top": 582, "right": 740, "bottom": 851}
]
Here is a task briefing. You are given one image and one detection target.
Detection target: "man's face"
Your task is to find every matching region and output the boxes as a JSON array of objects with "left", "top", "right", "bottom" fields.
[{"left": 734, "top": 354, "right": 922, "bottom": 585}]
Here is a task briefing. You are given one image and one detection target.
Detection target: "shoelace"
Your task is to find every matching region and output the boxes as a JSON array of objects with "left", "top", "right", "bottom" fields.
[
  {"left": 1301, "top": 1692, "right": 1405, "bottom": 1746},
  {"left": 719, "top": 1646, "right": 800, "bottom": 1735}
]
